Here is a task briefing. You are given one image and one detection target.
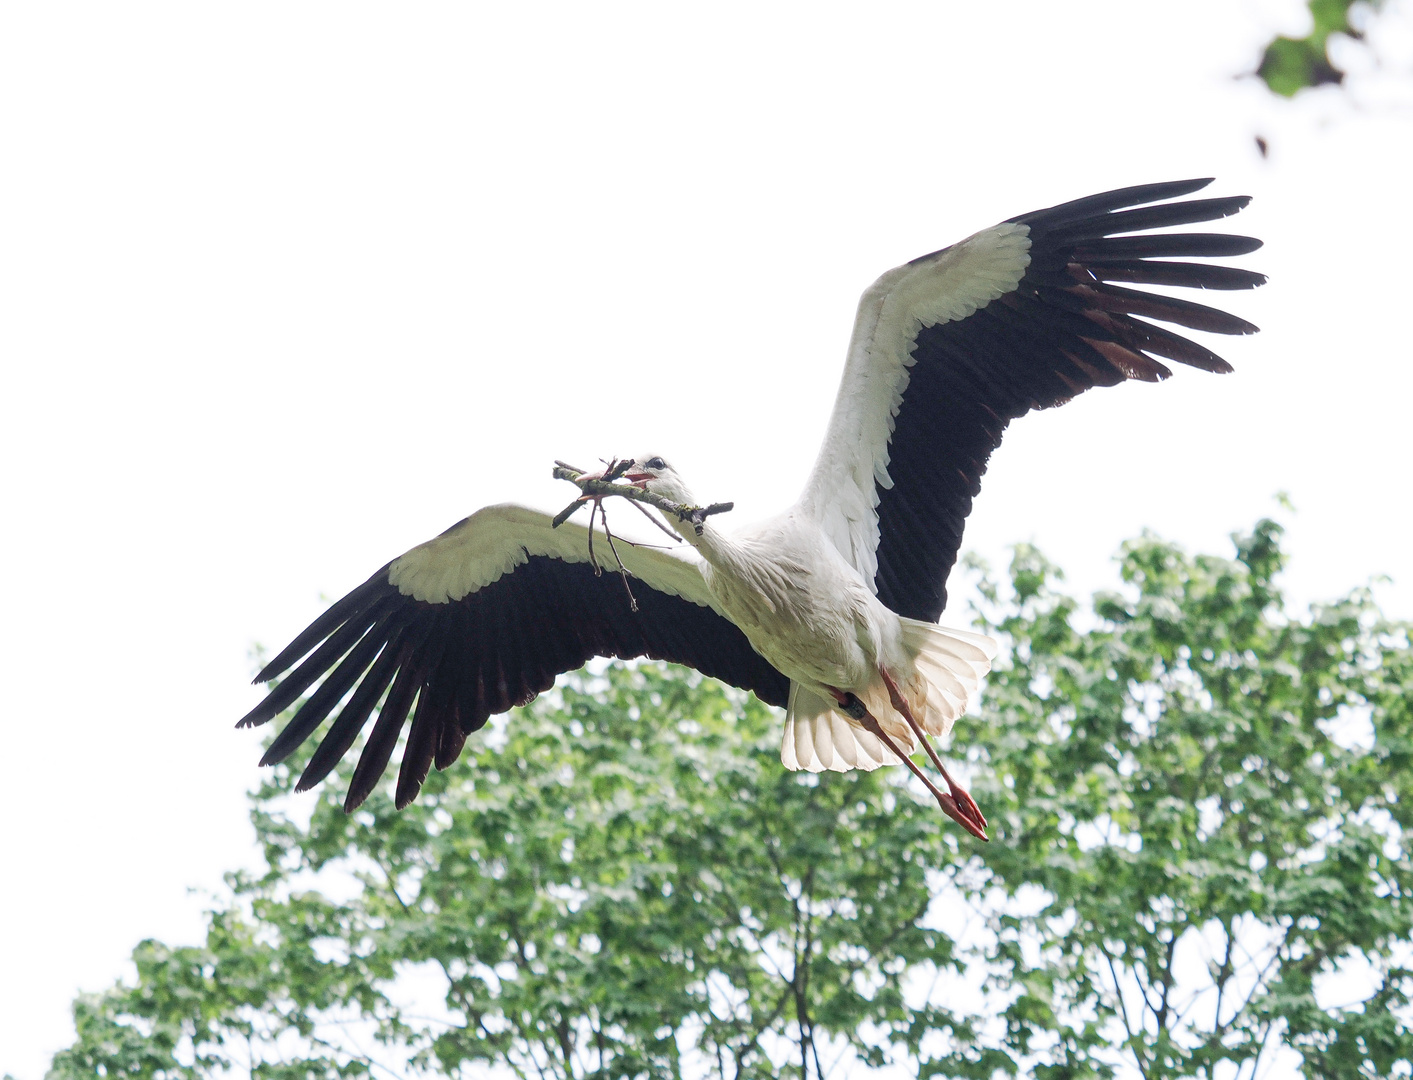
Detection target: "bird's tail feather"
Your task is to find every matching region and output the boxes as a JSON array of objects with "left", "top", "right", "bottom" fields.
[
  {"left": 778, "top": 622, "right": 997, "bottom": 774},
  {"left": 781, "top": 684, "right": 904, "bottom": 773},
  {"left": 901, "top": 619, "right": 997, "bottom": 739}
]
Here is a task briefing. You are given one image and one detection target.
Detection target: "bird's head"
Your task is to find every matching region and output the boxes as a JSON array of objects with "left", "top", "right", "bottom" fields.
[{"left": 624, "top": 453, "right": 697, "bottom": 506}]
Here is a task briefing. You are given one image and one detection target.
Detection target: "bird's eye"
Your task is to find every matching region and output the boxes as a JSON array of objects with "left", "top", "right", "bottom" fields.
[{"left": 646, "top": 457, "right": 667, "bottom": 470}]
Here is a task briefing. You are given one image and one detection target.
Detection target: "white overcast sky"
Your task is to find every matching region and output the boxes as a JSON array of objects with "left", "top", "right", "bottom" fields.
[{"left": 2, "top": 2, "right": 1412, "bottom": 1075}]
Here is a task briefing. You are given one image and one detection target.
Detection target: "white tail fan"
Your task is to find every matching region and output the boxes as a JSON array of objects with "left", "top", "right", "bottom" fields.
[
  {"left": 779, "top": 620, "right": 997, "bottom": 774},
  {"left": 781, "top": 685, "right": 902, "bottom": 772}
]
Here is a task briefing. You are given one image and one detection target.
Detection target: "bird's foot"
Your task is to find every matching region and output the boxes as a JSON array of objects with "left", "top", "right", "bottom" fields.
[
  {"left": 828, "top": 687, "right": 988, "bottom": 841},
  {"left": 878, "top": 667, "right": 988, "bottom": 838}
]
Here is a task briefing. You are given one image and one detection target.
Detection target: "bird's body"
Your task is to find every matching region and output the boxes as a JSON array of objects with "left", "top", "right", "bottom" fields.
[
  {"left": 693, "top": 511, "right": 878, "bottom": 695},
  {"left": 663, "top": 496, "right": 992, "bottom": 775},
  {"left": 242, "top": 179, "right": 1265, "bottom": 837}
]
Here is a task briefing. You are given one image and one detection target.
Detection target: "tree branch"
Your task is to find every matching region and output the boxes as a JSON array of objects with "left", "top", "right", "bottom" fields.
[
  {"left": 1099, "top": 941, "right": 1151, "bottom": 1080},
  {"left": 1156, "top": 932, "right": 1178, "bottom": 1031},
  {"left": 551, "top": 462, "right": 733, "bottom": 536},
  {"left": 1211, "top": 916, "right": 1236, "bottom": 1034}
]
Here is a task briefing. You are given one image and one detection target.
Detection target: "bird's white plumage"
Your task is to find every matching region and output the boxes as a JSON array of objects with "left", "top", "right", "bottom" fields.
[
  {"left": 710, "top": 225, "right": 1030, "bottom": 774},
  {"left": 797, "top": 222, "right": 1032, "bottom": 582},
  {"left": 388, "top": 503, "right": 715, "bottom": 608},
  {"left": 783, "top": 686, "right": 899, "bottom": 772},
  {"left": 649, "top": 472, "right": 996, "bottom": 777},
  {"left": 779, "top": 621, "right": 996, "bottom": 773}
]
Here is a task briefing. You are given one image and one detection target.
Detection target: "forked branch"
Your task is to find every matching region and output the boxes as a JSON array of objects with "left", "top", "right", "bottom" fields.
[
  {"left": 550, "top": 459, "right": 734, "bottom": 614},
  {"left": 550, "top": 461, "right": 733, "bottom": 536}
]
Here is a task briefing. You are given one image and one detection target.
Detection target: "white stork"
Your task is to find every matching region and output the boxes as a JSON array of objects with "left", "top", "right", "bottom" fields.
[{"left": 241, "top": 178, "right": 1264, "bottom": 839}]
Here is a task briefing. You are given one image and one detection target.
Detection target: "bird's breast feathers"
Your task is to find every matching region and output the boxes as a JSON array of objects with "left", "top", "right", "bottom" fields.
[{"left": 700, "top": 522, "right": 883, "bottom": 689}]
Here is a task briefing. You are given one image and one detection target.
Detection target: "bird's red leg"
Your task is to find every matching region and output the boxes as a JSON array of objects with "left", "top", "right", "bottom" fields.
[
  {"left": 878, "top": 667, "right": 987, "bottom": 835},
  {"left": 826, "top": 687, "right": 988, "bottom": 841}
]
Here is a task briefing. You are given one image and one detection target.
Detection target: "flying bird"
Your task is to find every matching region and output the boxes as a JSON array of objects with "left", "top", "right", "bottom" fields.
[{"left": 241, "top": 178, "right": 1264, "bottom": 838}]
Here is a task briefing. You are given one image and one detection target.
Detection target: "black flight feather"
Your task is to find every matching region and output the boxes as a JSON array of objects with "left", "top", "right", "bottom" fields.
[
  {"left": 872, "top": 180, "right": 1263, "bottom": 622},
  {"left": 247, "top": 552, "right": 790, "bottom": 809}
]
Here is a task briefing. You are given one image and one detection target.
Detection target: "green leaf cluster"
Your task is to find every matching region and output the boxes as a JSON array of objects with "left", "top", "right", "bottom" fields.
[
  {"left": 1256, "top": 0, "right": 1379, "bottom": 96},
  {"left": 46, "top": 518, "right": 1413, "bottom": 1078}
]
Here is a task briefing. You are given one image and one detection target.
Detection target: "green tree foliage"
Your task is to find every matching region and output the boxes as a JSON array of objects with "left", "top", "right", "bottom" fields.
[
  {"left": 50, "top": 669, "right": 969, "bottom": 1079},
  {"left": 1256, "top": 0, "right": 1386, "bottom": 96},
  {"left": 48, "top": 520, "right": 1413, "bottom": 1078},
  {"left": 961, "top": 521, "right": 1413, "bottom": 1078}
]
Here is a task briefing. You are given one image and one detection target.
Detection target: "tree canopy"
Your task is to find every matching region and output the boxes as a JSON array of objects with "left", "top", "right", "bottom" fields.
[{"left": 46, "top": 518, "right": 1413, "bottom": 1079}]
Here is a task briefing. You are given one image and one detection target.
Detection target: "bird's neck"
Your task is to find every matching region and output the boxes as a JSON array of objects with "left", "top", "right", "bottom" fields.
[{"left": 680, "top": 520, "right": 738, "bottom": 568}]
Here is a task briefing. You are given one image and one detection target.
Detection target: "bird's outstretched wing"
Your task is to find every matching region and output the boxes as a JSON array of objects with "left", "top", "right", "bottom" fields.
[
  {"left": 796, "top": 178, "right": 1265, "bottom": 622},
  {"left": 240, "top": 505, "right": 790, "bottom": 809}
]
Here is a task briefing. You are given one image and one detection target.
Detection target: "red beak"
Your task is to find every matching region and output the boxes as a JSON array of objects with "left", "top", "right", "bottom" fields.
[{"left": 624, "top": 471, "right": 653, "bottom": 488}]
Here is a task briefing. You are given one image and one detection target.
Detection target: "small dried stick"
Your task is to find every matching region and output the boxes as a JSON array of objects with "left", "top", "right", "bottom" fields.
[
  {"left": 626, "top": 497, "right": 684, "bottom": 542},
  {"left": 599, "top": 514, "right": 639, "bottom": 612}
]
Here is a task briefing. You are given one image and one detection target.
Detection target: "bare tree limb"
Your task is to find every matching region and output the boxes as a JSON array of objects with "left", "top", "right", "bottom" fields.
[{"left": 551, "top": 462, "right": 733, "bottom": 535}]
